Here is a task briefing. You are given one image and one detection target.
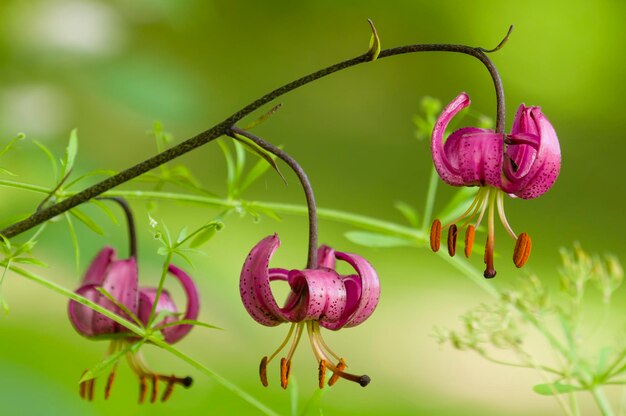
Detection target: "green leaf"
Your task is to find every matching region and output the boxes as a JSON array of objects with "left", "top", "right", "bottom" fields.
[
  {"left": 64, "top": 213, "right": 80, "bottom": 276},
  {"left": 437, "top": 187, "right": 479, "bottom": 225},
  {"left": 64, "top": 169, "right": 116, "bottom": 190},
  {"left": 176, "top": 227, "right": 189, "bottom": 245},
  {"left": 231, "top": 133, "right": 287, "bottom": 185},
  {"left": 234, "top": 139, "right": 246, "bottom": 189},
  {"left": 533, "top": 382, "right": 582, "bottom": 396},
  {"left": 157, "top": 247, "right": 170, "bottom": 256},
  {"left": 189, "top": 221, "right": 224, "bottom": 248},
  {"left": 367, "top": 19, "right": 381, "bottom": 61},
  {"left": 33, "top": 140, "right": 59, "bottom": 182},
  {"left": 0, "top": 167, "right": 16, "bottom": 176},
  {"left": 70, "top": 208, "right": 104, "bottom": 235},
  {"left": 242, "top": 104, "right": 283, "bottom": 130},
  {"left": 344, "top": 231, "right": 414, "bottom": 248},
  {"left": 80, "top": 340, "right": 144, "bottom": 383},
  {"left": 0, "top": 133, "right": 25, "bottom": 158},
  {"left": 61, "top": 129, "right": 78, "bottom": 178},
  {"left": 394, "top": 201, "right": 419, "bottom": 228},
  {"left": 96, "top": 287, "right": 144, "bottom": 327},
  {"left": 218, "top": 140, "right": 236, "bottom": 197},
  {"left": 12, "top": 257, "right": 48, "bottom": 267},
  {"left": 156, "top": 319, "right": 223, "bottom": 331},
  {"left": 239, "top": 150, "right": 279, "bottom": 193},
  {"left": 90, "top": 199, "right": 119, "bottom": 225}
]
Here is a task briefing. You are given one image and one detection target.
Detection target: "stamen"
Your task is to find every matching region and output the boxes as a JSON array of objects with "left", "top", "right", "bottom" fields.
[
  {"left": 464, "top": 225, "right": 475, "bottom": 258},
  {"left": 139, "top": 375, "right": 148, "bottom": 404},
  {"left": 447, "top": 224, "right": 458, "bottom": 257},
  {"left": 496, "top": 191, "right": 517, "bottom": 240},
  {"left": 105, "top": 367, "right": 117, "bottom": 399},
  {"left": 318, "top": 360, "right": 326, "bottom": 389},
  {"left": 259, "top": 356, "right": 269, "bottom": 387},
  {"left": 430, "top": 219, "right": 442, "bottom": 252},
  {"left": 280, "top": 358, "right": 291, "bottom": 389},
  {"left": 513, "top": 232, "right": 532, "bottom": 268},
  {"left": 328, "top": 359, "right": 346, "bottom": 386},
  {"left": 161, "top": 380, "right": 175, "bottom": 402},
  {"left": 150, "top": 374, "right": 159, "bottom": 403}
]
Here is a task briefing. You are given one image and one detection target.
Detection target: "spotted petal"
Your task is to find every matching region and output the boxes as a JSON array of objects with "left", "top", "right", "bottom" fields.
[
  {"left": 443, "top": 128, "right": 503, "bottom": 187},
  {"left": 68, "top": 257, "right": 138, "bottom": 338},
  {"left": 503, "top": 104, "right": 561, "bottom": 199},
  {"left": 240, "top": 234, "right": 290, "bottom": 326},
  {"left": 318, "top": 247, "right": 380, "bottom": 330}
]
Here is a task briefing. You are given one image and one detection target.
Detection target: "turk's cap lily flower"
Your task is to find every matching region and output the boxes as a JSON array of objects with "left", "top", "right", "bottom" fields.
[
  {"left": 429, "top": 92, "right": 560, "bottom": 278},
  {"left": 69, "top": 247, "right": 200, "bottom": 403},
  {"left": 240, "top": 234, "right": 380, "bottom": 389}
]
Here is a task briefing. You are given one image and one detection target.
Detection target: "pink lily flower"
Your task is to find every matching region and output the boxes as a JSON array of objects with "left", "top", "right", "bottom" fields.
[
  {"left": 430, "top": 92, "right": 561, "bottom": 278},
  {"left": 240, "top": 234, "right": 380, "bottom": 389},
  {"left": 68, "top": 246, "right": 199, "bottom": 403}
]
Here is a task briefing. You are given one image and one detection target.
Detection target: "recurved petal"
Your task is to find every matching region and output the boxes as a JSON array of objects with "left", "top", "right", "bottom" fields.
[
  {"left": 68, "top": 284, "right": 116, "bottom": 337},
  {"left": 504, "top": 105, "right": 561, "bottom": 199},
  {"left": 240, "top": 234, "right": 289, "bottom": 326},
  {"left": 161, "top": 265, "right": 200, "bottom": 344},
  {"left": 138, "top": 287, "right": 177, "bottom": 327},
  {"left": 82, "top": 246, "right": 115, "bottom": 285},
  {"left": 330, "top": 251, "right": 380, "bottom": 328},
  {"left": 317, "top": 245, "right": 336, "bottom": 269},
  {"left": 285, "top": 269, "right": 346, "bottom": 323},
  {"left": 431, "top": 92, "right": 470, "bottom": 185},
  {"left": 101, "top": 258, "right": 139, "bottom": 318}
]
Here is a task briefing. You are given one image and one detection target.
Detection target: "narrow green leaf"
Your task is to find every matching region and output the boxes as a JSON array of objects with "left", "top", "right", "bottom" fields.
[
  {"left": 173, "top": 250, "right": 193, "bottom": 267},
  {"left": 0, "top": 167, "right": 16, "bottom": 176},
  {"left": 0, "top": 133, "right": 25, "bottom": 158},
  {"left": 239, "top": 150, "right": 279, "bottom": 193},
  {"left": 394, "top": 201, "right": 419, "bottom": 228},
  {"left": 80, "top": 340, "right": 144, "bottom": 383},
  {"left": 33, "top": 140, "right": 59, "bottom": 182},
  {"left": 96, "top": 287, "right": 144, "bottom": 327},
  {"left": 242, "top": 104, "right": 283, "bottom": 130},
  {"left": 218, "top": 140, "right": 236, "bottom": 197},
  {"left": 64, "top": 169, "right": 116, "bottom": 190},
  {"left": 189, "top": 221, "right": 224, "bottom": 248},
  {"left": 61, "top": 129, "right": 78, "bottom": 177},
  {"left": 90, "top": 199, "right": 119, "bottom": 225},
  {"left": 176, "top": 227, "right": 189, "bottom": 245},
  {"left": 70, "top": 208, "right": 104, "bottom": 235},
  {"left": 64, "top": 213, "right": 80, "bottom": 276},
  {"left": 344, "top": 231, "right": 414, "bottom": 248},
  {"left": 231, "top": 133, "right": 287, "bottom": 185},
  {"left": 437, "top": 187, "right": 479, "bottom": 225},
  {"left": 367, "top": 19, "right": 381, "bottom": 61},
  {"left": 157, "top": 247, "right": 170, "bottom": 256},
  {"left": 533, "top": 382, "right": 581, "bottom": 396},
  {"left": 156, "top": 319, "right": 223, "bottom": 331},
  {"left": 234, "top": 139, "right": 246, "bottom": 189},
  {"left": 12, "top": 257, "right": 48, "bottom": 267}
]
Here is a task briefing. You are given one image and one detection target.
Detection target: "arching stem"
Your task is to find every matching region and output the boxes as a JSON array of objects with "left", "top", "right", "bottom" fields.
[
  {"left": 0, "top": 27, "right": 510, "bottom": 240},
  {"left": 228, "top": 127, "right": 318, "bottom": 268},
  {"left": 97, "top": 197, "right": 137, "bottom": 258}
]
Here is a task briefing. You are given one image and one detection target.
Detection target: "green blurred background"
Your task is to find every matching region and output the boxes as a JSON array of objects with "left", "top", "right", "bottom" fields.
[{"left": 1, "top": 1, "right": 625, "bottom": 415}]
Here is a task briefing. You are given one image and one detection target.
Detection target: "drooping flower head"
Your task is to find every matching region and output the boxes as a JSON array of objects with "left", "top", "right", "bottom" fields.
[
  {"left": 240, "top": 234, "right": 380, "bottom": 388},
  {"left": 430, "top": 92, "right": 561, "bottom": 277},
  {"left": 68, "top": 246, "right": 199, "bottom": 402}
]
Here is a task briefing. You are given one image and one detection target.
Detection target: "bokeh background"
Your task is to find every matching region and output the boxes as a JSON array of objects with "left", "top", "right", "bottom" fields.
[{"left": 1, "top": 1, "right": 625, "bottom": 415}]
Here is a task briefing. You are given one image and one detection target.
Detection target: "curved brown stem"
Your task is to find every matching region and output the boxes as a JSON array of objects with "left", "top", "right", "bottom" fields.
[
  {"left": 0, "top": 28, "right": 509, "bottom": 239},
  {"left": 228, "top": 127, "right": 318, "bottom": 268}
]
